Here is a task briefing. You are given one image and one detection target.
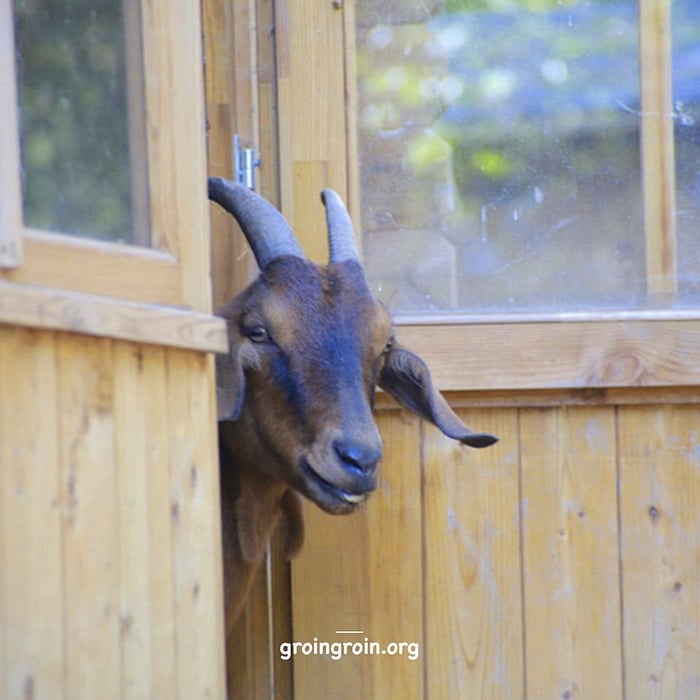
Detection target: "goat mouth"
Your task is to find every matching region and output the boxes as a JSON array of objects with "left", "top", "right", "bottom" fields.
[{"left": 299, "top": 459, "right": 368, "bottom": 511}]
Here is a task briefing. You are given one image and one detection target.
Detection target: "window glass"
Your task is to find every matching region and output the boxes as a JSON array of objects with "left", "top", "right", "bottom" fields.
[
  {"left": 357, "top": 0, "right": 643, "bottom": 314},
  {"left": 673, "top": 0, "right": 700, "bottom": 305},
  {"left": 13, "top": 0, "right": 148, "bottom": 244}
]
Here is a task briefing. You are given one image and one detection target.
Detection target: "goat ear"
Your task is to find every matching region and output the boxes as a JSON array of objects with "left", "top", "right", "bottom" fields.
[
  {"left": 215, "top": 332, "right": 246, "bottom": 421},
  {"left": 378, "top": 344, "right": 498, "bottom": 448}
]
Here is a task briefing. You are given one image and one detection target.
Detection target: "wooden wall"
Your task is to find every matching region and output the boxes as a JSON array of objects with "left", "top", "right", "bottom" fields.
[
  {"left": 291, "top": 396, "right": 700, "bottom": 699},
  {"left": 0, "top": 326, "right": 225, "bottom": 699}
]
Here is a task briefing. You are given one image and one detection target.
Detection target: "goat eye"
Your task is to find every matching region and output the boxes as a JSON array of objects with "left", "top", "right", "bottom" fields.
[{"left": 245, "top": 326, "right": 269, "bottom": 343}]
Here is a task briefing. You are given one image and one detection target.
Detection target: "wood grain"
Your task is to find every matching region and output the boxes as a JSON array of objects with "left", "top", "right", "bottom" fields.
[
  {"left": 396, "top": 320, "right": 700, "bottom": 392},
  {"left": 166, "top": 349, "right": 226, "bottom": 700},
  {"left": 113, "top": 342, "right": 176, "bottom": 699},
  {"left": 618, "top": 405, "right": 700, "bottom": 697},
  {"left": 520, "top": 406, "right": 623, "bottom": 699},
  {"left": 0, "top": 280, "right": 227, "bottom": 353},
  {"left": 0, "top": 328, "right": 63, "bottom": 699},
  {"left": 424, "top": 408, "right": 523, "bottom": 699},
  {"left": 57, "top": 334, "right": 121, "bottom": 699}
]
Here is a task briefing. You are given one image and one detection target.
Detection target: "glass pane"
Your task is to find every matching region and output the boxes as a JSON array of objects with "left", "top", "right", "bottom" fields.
[
  {"left": 673, "top": 0, "right": 700, "bottom": 305},
  {"left": 13, "top": 0, "right": 148, "bottom": 244},
  {"left": 357, "top": 0, "right": 642, "bottom": 315}
]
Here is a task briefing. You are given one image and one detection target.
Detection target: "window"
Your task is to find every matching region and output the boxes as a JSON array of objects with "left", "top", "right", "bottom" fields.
[
  {"left": 0, "top": 0, "right": 224, "bottom": 352},
  {"left": 356, "top": 0, "right": 700, "bottom": 316}
]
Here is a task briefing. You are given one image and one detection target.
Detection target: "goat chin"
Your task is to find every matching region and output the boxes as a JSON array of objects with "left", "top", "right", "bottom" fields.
[{"left": 296, "top": 457, "right": 372, "bottom": 515}]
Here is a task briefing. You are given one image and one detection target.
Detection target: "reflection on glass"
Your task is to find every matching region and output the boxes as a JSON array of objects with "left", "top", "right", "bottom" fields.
[
  {"left": 14, "top": 0, "right": 148, "bottom": 244},
  {"left": 673, "top": 0, "right": 700, "bottom": 305},
  {"left": 357, "top": 0, "right": 643, "bottom": 314}
]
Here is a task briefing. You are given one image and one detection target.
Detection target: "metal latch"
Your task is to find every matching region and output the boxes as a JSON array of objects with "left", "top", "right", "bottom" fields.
[{"left": 233, "top": 134, "right": 261, "bottom": 191}]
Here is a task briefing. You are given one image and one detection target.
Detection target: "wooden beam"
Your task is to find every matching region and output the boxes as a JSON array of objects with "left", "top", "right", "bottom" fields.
[
  {"left": 640, "top": 0, "right": 677, "bottom": 303},
  {"left": 0, "top": 280, "right": 227, "bottom": 353}
]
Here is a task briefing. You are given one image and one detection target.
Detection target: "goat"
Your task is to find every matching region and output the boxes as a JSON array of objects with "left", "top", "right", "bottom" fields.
[{"left": 208, "top": 177, "right": 497, "bottom": 641}]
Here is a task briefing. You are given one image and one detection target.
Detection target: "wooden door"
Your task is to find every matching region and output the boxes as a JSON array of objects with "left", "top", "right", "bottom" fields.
[
  {"left": 209, "top": 1, "right": 700, "bottom": 698},
  {"left": 1, "top": 1, "right": 227, "bottom": 697}
]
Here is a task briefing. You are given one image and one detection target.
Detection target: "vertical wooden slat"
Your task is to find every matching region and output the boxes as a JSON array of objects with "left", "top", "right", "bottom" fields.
[
  {"left": 275, "top": 0, "right": 349, "bottom": 262},
  {"left": 640, "top": 0, "right": 677, "bottom": 303},
  {"left": 291, "top": 409, "right": 422, "bottom": 699},
  {"left": 113, "top": 342, "right": 176, "bottom": 699},
  {"left": 0, "top": 0, "right": 23, "bottom": 267},
  {"left": 166, "top": 349, "right": 226, "bottom": 700},
  {"left": 618, "top": 404, "right": 700, "bottom": 697},
  {"left": 520, "top": 406, "right": 623, "bottom": 699},
  {"left": 203, "top": 0, "right": 255, "bottom": 309},
  {"left": 0, "top": 328, "right": 64, "bottom": 698},
  {"left": 424, "top": 408, "right": 523, "bottom": 699},
  {"left": 57, "top": 334, "right": 121, "bottom": 699},
  {"left": 141, "top": 0, "right": 211, "bottom": 310}
]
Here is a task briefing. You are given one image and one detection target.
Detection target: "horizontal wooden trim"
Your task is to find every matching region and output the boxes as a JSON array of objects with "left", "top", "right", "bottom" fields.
[
  {"left": 0, "top": 280, "right": 227, "bottom": 353},
  {"left": 395, "top": 308, "right": 700, "bottom": 326},
  {"left": 395, "top": 320, "right": 700, "bottom": 392},
  {"left": 376, "top": 386, "right": 700, "bottom": 411},
  {"left": 0, "top": 230, "right": 183, "bottom": 305}
]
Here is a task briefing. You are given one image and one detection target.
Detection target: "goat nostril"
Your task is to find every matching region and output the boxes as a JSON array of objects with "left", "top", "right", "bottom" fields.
[{"left": 334, "top": 438, "right": 382, "bottom": 474}]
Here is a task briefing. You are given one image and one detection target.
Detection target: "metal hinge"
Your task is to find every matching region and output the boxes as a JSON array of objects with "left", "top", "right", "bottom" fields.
[{"left": 233, "top": 135, "right": 261, "bottom": 191}]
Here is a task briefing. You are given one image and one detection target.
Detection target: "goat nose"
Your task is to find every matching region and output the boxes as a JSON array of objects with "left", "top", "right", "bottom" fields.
[{"left": 334, "top": 437, "right": 382, "bottom": 475}]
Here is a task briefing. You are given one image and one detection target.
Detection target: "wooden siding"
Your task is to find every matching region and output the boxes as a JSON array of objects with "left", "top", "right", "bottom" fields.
[
  {"left": 0, "top": 326, "right": 225, "bottom": 699},
  {"left": 289, "top": 401, "right": 700, "bottom": 699}
]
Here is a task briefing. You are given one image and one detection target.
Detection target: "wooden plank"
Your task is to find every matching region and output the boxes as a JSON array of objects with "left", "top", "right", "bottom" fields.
[
  {"left": 424, "top": 408, "right": 523, "bottom": 699},
  {"left": 275, "top": 0, "right": 348, "bottom": 262},
  {"left": 640, "top": 0, "right": 677, "bottom": 303},
  {"left": 1, "top": 231, "right": 182, "bottom": 305},
  {"left": 57, "top": 334, "right": 121, "bottom": 699},
  {"left": 520, "top": 406, "right": 623, "bottom": 699},
  {"left": 618, "top": 405, "right": 700, "bottom": 697},
  {"left": 396, "top": 320, "right": 700, "bottom": 392},
  {"left": 166, "top": 349, "right": 226, "bottom": 700},
  {"left": 291, "top": 409, "right": 422, "bottom": 699},
  {"left": 0, "top": 328, "right": 64, "bottom": 698},
  {"left": 227, "top": 567, "right": 273, "bottom": 700},
  {"left": 113, "top": 342, "right": 176, "bottom": 699},
  {"left": 0, "top": 0, "right": 23, "bottom": 267},
  {"left": 202, "top": 0, "right": 255, "bottom": 310},
  {"left": 0, "top": 280, "right": 227, "bottom": 353}
]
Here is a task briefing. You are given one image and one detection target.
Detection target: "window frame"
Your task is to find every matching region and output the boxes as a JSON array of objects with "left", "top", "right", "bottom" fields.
[{"left": 0, "top": 0, "right": 226, "bottom": 353}]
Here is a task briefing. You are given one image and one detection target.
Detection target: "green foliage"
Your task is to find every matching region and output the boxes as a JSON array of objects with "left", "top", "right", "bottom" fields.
[{"left": 14, "top": 0, "right": 136, "bottom": 242}]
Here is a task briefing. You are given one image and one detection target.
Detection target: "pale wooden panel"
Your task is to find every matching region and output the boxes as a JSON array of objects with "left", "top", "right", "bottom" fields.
[
  {"left": 424, "top": 408, "right": 523, "bottom": 699},
  {"left": 520, "top": 406, "right": 623, "bottom": 699},
  {"left": 141, "top": 0, "right": 212, "bottom": 311},
  {"left": 291, "top": 409, "right": 422, "bottom": 699},
  {"left": 0, "top": 328, "right": 64, "bottom": 698},
  {"left": 113, "top": 342, "right": 176, "bottom": 699},
  {"left": 0, "top": 229, "right": 183, "bottom": 305},
  {"left": 0, "top": 280, "right": 227, "bottom": 354},
  {"left": 640, "top": 0, "right": 676, "bottom": 302},
  {"left": 203, "top": 0, "right": 255, "bottom": 310},
  {"left": 397, "top": 320, "right": 700, "bottom": 392},
  {"left": 619, "top": 405, "right": 700, "bottom": 697},
  {"left": 166, "top": 349, "right": 226, "bottom": 699},
  {"left": 0, "top": 0, "right": 23, "bottom": 267},
  {"left": 227, "top": 566, "right": 273, "bottom": 700},
  {"left": 275, "top": 0, "right": 348, "bottom": 261},
  {"left": 57, "top": 334, "right": 121, "bottom": 699}
]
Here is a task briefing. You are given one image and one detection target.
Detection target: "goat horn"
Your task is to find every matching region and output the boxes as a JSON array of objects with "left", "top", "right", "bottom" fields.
[
  {"left": 321, "top": 189, "right": 360, "bottom": 263},
  {"left": 208, "top": 177, "right": 305, "bottom": 269}
]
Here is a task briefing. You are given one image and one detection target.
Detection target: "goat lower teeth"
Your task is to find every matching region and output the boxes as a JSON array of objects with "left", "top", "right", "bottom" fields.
[{"left": 342, "top": 492, "right": 365, "bottom": 504}]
